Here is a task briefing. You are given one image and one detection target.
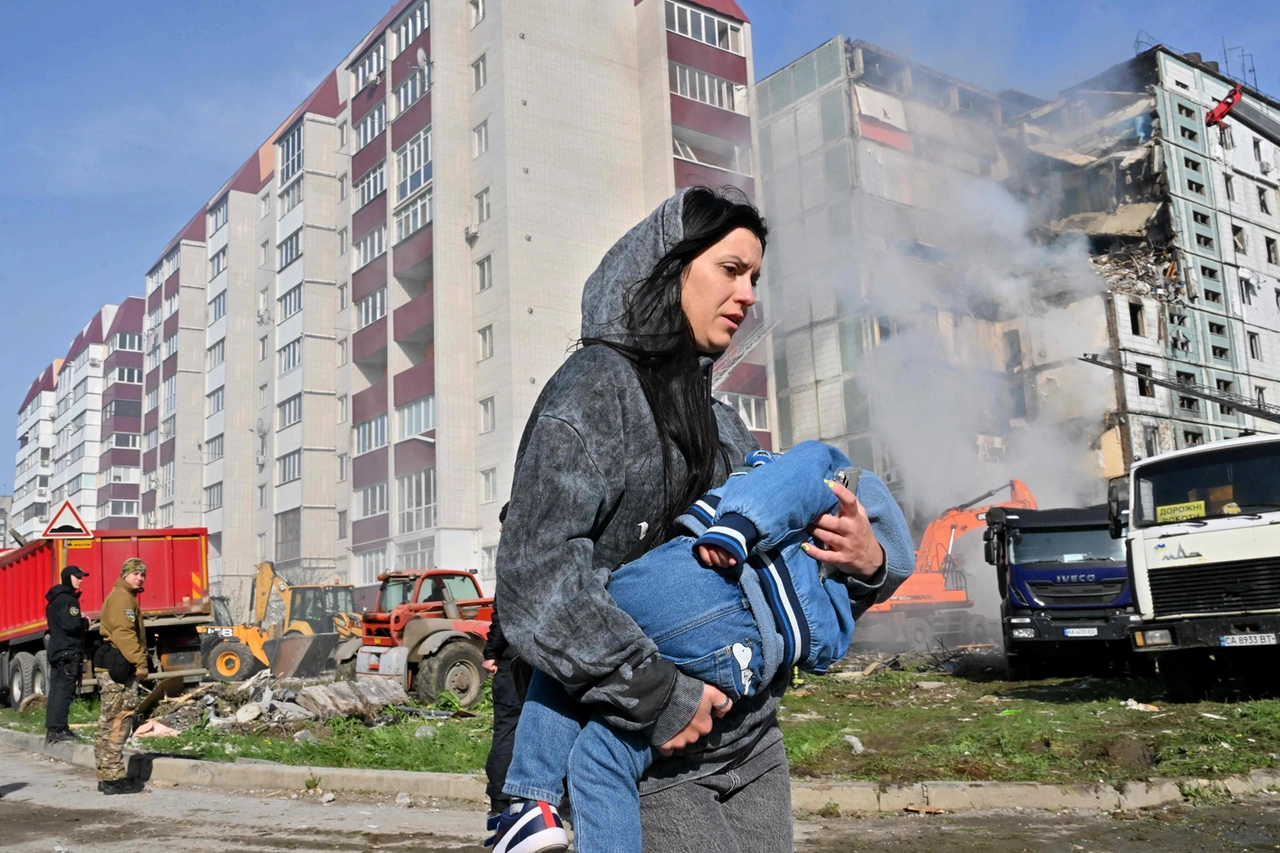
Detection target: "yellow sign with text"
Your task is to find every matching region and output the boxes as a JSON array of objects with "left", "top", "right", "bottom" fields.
[
  {"left": 1156, "top": 500, "right": 1206, "bottom": 523},
  {"left": 66, "top": 540, "right": 93, "bottom": 549}
]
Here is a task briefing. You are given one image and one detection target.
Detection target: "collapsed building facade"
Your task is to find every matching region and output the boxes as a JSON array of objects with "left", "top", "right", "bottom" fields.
[
  {"left": 1008, "top": 46, "right": 1280, "bottom": 464},
  {"left": 756, "top": 39, "right": 1116, "bottom": 520}
]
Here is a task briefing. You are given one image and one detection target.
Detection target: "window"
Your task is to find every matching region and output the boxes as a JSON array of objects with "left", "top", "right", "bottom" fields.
[
  {"left": 476, "top": 187, "right": 491, "bottom": 223},
  {"left": 276, "top": 509, "right": 301, "bottom": 562},
  {"left": 478, "top": 325, "right": 494, "bottom": 360},
  {"left": 206, "top": 386, "right": 224, "bottom": 416},
  {"left": 206, "top": 434, "right": 223, "bottom": 462},
  {"left": 209, "top": 291, "right": 226, "bottom": 323},
  {"left": 278, "top": 393, "right": 303, "bottom": 428},
  {"left": 278, "top": 229, "right": 302, "bottom": 270},
  {"left": 338, "top": 174, "right": 347, "bottom": 200},
  {"left": 470, "top": 0, "right": 485, "bottom": 26},
  {"left": 158, "top": 460, "right": 175, "bottom": 501},
  {"left": 482, "top": 544, "right": 498, "bottom": 573},
  {"left": 1205, "top": 289, "right": 1223, "bottom": 304},
  {"left": 473, "top": 120, "right": 489, "bottom": 157},
  {"left": 668, "top": 61, "right": 747, "bottom": 114},
  {"left": 1179, "top": 126, "right": 1198, "bottom": 143},
  {"left": 395, "top": 66, "right": 429, "bottom": 116},
  {"left": 354, "top": 226, "right": 386, "bottom": 270},
  {"left": 1183, "top": 431, "right": 1204, "bottom": 447},
  {"left": 279, "top": 284, "right": 303, "bottom": 320},
  {"left": 1192, "top": 211, "right": 1211, "bottom": 225},
  {"left": 1249, "top": 331, "right": 1263, "bottom": 360},
  {"left": 115, "top": 367, "right": 143, "bottom": 384},
  {"left": 1261, "top": 188, "right": 1272, "bottom": 216},
  {"left": 114, "top": 433, "right": 142, "bottom": 449},
  {"left": 1255, "top": 137, "right": 1264, "bottom": 161},
  {"left": 355, "top": 414, "right": 388, "bottom": 454},
  {"left": 1177, "top": 103, "right": 1195, "bottom": 118},
  {"left": 354, "top": 40, "right": 386, "bottom": 90},
  {"left": 278, "top": 450, "right": 302, "bottom": 484},
  {"left": 1178, "top": 394, "right": 1200, "bottom": 412},
  {"left": 476, "top": 255, "right": 493, "bottom": 292},
  {"left": 665, "top": 1, "right": 744, "bottom": 54},
  {"left": 481, "top": 467, "right": 497, "bottom": 503},
  {"left": 472, "top": 55, "right": 487, "bottom": 91},
  {"left": 338, "top": 228, "right": 348, "bottom": 256},
  {"left": 163, "top": 333, "right": 178, "bottom": 359},
  {"left": 355, "top": 163, "right": 386, "bottom": 208},
  {"left": 278, "top": 337, "right": 301, "bottom": 375},
  {"left": 357, "top": 288, "right": 387, "bottom": 329},
  {"left": 715, "top": 392, "right": 769, "bottom": 431},
  {"left": 337, "top": 337, "right": 348, "bottom": 366},
  {"left": 337, "top": 510, "right": 348, "bottom": 540},
  {"left": 1259, "top": 386, "right": 1268, "bottom": 407},
  {"left": 339, "top": 284, "right": 348, "bottom": 310},
  {"left": 208, "top": 247, "right": 227, "bottom": 280},
  {"left": 337, "top": 394, "right": 348, "bottom": 423},
  {"left": 356, "top": 102, "right": 387, "bottom": 150},
  {"left": 359, "top": 482, "right": 388, "bottom": 518},
  {"left": 398, "top": 468, "right": 436, "bottom": 532},
  {"left": 205, "top": 482, "right": 223, "bottom": 511},
  {"left": 358, "top": 547, "right": 387, "bottom": 583},
  {"left": 398, "top": 537, "right": 435, "bottom": 570},
  {"left": 1196, "top": 233, "right": 1215, "bottom": 248},
  {"left": 1187, "top": 178, "right": 1205, "bottom": 195},
  {"left": 397, "top": 395, "right": 434, "bottom": 439},
  {"left": 258, "top": 485, "right": 266, "bottom": 508},
  {"left": 281, "top": 178, "right": 303, "bottom": 214},
  {"left": 257, "top": 532, "right": 267, "bottom": 558},
  {"left": 206, "top": 339, "right": 225, "bottom": 369},
  {"left": 160, "top": 374, "right": 175, "bottom": 414},
  {"left": 394, "top": 189, "right": 432, "bottom": 243},
  {"left": 258, "top": 384, "right": 268, "bottom": 408},
  {"left": 1212, "top": 345, "right": 1230, "bottom": 360},
  {"left": 338, "top": 121, "right": 348, "bottom": 149},
  {"left": 260, "top": 193, "right": 270, "bottom": 218},
  {"left": 479, "top": 396, "right": 496, "bottom": 433},
  {"left": 1217, "top": 379, "right": 1236, "bottom": 415},
  {"left": 1209, "top": 321, "right": 1226, "bottom": 335},
  {"left": 1225, "top": 175, "right": 1236, "bottom": 201},
  {"left": 1234, "top": 225, "right": 1248, "bottom": 254},
  {"left": 395, "top": 127, "right": 431, "bottom": 202},
  {"left": 394, "top": 1, "right": 428, "bottom": 54},
  {"left": 279, "top": 123, "right": 303, "bottom": 183},
  {"left": 1184, "top": 157, "right": 1202, "bottom": 172},
  {"left": 164, "top": 292, "right": 179, "bottom": 318},
  {"left": 1268, "top": 237, "right": 1279, "bottom": 265},
  {"left": 261, "top": 240, "right": 271, "bottom": 267},
  {"left": 1128, "top": 302, "right": 1145, "bottom": 336},
  {"left": 337, "top": 453, "right": 348, "bottom": 482},
  {"left": 110, "top": 332, "right": 143, "bottom": 353},
  {"left": 1136, "top": 363, "right": 1155, "bottom": 397}
]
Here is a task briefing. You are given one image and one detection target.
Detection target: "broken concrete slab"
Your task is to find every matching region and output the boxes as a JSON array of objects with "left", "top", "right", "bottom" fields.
[{"left": 294, "top": 677, "right": 410, "bottom": 720}]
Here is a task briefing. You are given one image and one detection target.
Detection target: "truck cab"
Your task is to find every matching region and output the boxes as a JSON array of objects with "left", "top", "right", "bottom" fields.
[
  {"left": 985, "top": 506, "right": 1135, "bottom": 678},
  {"left": 1119, "top": 433, "right": 1280, "bottom": 700}
]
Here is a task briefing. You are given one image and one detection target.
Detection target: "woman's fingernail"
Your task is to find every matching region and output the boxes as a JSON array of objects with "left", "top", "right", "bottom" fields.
[
  {"left": 824, "top": 479, "right": 836, "bottom": 490},
  {"left": 801, "top": 542, "right": 811, "bottom": 552}
]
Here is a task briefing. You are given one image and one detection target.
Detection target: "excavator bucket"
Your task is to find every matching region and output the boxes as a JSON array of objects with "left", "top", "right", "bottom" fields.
[{"left": 266, "top": 633, "right": 342, "bottom": 678}]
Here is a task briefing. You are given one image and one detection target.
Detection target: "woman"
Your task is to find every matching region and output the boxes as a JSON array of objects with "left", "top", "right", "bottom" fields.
[{"left": 496, "top": 187, "right": 903, "bottom": 851}]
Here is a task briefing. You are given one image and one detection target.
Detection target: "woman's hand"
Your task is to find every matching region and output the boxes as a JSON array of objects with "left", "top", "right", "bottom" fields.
[
  {"left": 804, "top": 480, "right": 885, "bottom": 580},
  {"left": 657, "top": 683, "right": 733, "bottom": 755}
]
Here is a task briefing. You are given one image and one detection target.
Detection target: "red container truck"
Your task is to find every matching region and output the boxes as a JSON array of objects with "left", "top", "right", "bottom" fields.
[{"left": 0, "top": 528, "right": 212, "bottom": 708}]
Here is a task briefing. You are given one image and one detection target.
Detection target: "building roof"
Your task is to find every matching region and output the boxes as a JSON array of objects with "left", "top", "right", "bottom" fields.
[
  {"left": 105, "top": 296, "right": 146, "bottom": 337},
  {"left": 150, "top": 206, "right": 207, "bottom": 271},
  {"left": 18, "top": 360, "right": 62, "bottom": 415}
]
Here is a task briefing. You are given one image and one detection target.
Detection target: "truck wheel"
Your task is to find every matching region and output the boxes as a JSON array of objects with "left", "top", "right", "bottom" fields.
[
  {"left": 906, "top": 619, "right": 932, "bottom": 651},
  {"left": 965, "top": 615, "right": 992, "bottom": 644},
  {"left": 32, "top": 651, "right": 49, "bottom": 697},
  {"left": 416, "top": 643, "right": 487, "bottom": 707},
  {"left": 9, "top": 652, "right": 35, "bottom": 710},
  {"left": 207, "top": 643, "right": 257, "bottom": 682},
  {"left": 1007, "top": 653, "right": 1040, "bottom": 681},
  {"left": 1159, "top": 651, "right": 1211, "bottom": 703}
]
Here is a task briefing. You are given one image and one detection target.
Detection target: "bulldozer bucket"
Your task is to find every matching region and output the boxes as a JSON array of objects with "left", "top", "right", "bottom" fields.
[{"left": 267, "top": 633, "right": 342, "bottom": 678}]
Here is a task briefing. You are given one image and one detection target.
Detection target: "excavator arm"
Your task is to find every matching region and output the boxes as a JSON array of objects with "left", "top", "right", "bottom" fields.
[{"left": 915, "top": 480, "right": 1038, "bottom": 582}]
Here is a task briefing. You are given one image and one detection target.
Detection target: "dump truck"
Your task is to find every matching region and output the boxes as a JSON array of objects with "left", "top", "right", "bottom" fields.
[
  {"left": 984, "top": 505, "right": 1138, "bottom": 678},
  {"left": 1115, "top": 432, "right": 1280, "bottom": 701},
  {"left": 199, "top": 561, "right": 361, "bottom": 681},
  {"left": 853, "top": 481, "right": 1038, "bottom": 650},
  {"left": 352, "top": 569, "right": 492, "bottom": 706},
  {"left": 0, "top": 528, "right": 211, "bottom": 709}
]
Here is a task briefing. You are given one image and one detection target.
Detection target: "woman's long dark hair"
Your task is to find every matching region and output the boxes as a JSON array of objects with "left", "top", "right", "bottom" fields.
[{"left": 584, "top": 186, "right": 768, "bottom": 553}]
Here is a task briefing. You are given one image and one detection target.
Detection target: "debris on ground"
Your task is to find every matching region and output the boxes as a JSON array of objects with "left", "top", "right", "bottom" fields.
[
  {"left": 904, "top": 806, "right": 947, "bottom": 815},
  {"left": 133, "top": 720, "right": 181, "bottom": 738},
  {"left": 843, "top": 735, "right": 866, "bottom": 755},
  {"left": 1123, "top": 698, "right": 1161, "bottom": 713},
  {"left": 18, "top": 694, "right": 47, "bottom": 715},
  {"left": 294, "top": 678, "right": 410, "bottom": 720}
]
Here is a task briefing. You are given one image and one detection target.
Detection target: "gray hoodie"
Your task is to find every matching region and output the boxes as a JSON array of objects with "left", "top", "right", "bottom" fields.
[{"left": 497, "top": 189, "right": 890, "bottom": 790}]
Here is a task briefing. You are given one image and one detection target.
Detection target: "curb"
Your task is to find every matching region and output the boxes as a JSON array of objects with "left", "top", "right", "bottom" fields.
[{"left": 5, "top": 727, "right": 1278, "bottom": 813}]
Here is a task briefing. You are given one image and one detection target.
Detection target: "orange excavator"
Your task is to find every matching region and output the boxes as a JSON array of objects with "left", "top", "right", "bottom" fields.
[{"left": 856, "top": 480, "right": 1037, "bottom": 649}]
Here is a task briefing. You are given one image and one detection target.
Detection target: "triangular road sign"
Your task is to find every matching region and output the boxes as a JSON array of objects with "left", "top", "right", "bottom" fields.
[{"left": 41, "top": 500, "right": 92, "bottom": 539}]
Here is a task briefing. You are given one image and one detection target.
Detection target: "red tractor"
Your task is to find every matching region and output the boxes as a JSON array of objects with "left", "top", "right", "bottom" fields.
[{"left": 346, "top": 569, "right": 493, "bottom": 707}]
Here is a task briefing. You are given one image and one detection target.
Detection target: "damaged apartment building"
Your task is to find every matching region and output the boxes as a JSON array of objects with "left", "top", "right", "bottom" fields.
[
  {"left": 1007, "top": 45, "right": 1280, "bottom": 464},
  {"left": 756, "top": 38, "right": 1115, "bottom": 514}
]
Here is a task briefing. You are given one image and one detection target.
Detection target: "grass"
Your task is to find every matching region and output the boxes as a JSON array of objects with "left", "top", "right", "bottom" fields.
[{"left": 7, "top": 667, "right": 1280, "bottom": 784}]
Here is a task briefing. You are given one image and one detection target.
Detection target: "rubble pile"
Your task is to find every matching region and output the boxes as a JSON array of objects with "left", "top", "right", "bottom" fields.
[{"left": 1091, "top": 248, "right": 1185, "bottom": 303}]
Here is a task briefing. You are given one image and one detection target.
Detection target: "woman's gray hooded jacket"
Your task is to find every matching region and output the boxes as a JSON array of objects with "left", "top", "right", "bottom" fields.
[{"left": 496, "top": 189, "right": 893, "bottom": 788}]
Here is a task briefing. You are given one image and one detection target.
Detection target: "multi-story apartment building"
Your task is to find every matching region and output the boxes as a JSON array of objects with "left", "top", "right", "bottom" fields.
[
  {"left": 96, "top": 297, "right": 146, "bottom": 528},
  {"left": 0, "top": 495, "right": 12, "bottom": 549},
  {"left": 13, "top": 361, "right": 60, "bottom": 540},
  {"left": 1013, "top": 47, "right": 1280, "bottom": 462}
]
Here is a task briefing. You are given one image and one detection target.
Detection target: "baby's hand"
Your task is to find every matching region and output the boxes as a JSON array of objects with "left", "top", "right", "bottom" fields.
[{"left": 696, "top": 544, "right": 739, "bottom": 568}]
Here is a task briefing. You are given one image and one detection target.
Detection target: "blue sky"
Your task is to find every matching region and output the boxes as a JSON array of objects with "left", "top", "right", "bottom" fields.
[{"left": 1, "top": 0, "right": 1278, "bottom": 490}]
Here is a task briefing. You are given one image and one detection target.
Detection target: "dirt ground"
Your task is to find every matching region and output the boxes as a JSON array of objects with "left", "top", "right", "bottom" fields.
[{"left": 6, "top": 743, "right": 1280, "bottom": 853}]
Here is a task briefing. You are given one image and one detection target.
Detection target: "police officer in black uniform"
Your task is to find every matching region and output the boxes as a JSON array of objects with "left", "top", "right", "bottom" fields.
[{"left": 45, "top": 565, "right": 90, "bottom": 743}]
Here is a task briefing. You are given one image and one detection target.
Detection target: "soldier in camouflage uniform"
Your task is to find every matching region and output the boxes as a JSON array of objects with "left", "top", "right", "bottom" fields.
[{"left": 94, "top": 557, "right": 149, "bottom": 795}]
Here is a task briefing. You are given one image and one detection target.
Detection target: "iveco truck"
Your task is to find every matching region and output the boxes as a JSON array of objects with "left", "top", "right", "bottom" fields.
[{"left": 1116, "top": 433, "right": 1280, "bottom": 701}]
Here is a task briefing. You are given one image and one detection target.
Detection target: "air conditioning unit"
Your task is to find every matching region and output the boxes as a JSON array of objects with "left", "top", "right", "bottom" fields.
[
  {"left": 367, "top": 73, "right": 382, "bottom": 89},
  {"left": 1261, "top": 161, "right": 1273, "bottom": 174},
  {"left": 255, "top": 453, "right": 267, "bottom": 468},
  {"left": 89, "top": 358, "right": 101, "bottom": 368},
  {"left": 257, "top": 309, "right": 272, "bottom": 325},
  {"left": 464, "top": 224, "right": 480, "bottom": 242}
]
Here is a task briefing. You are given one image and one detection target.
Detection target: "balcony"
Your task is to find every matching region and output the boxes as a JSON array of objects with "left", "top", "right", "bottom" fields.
[
  {"left": 670, "top": 95, "right": 751, "bottom": 145},
  {"left": 392, "top": 92, "right": 432, "bottom": 149},
  {"left": 352, "top": 513, "right": 389, "bottom": 547},
  {"left": 353, "top": 447, "right": 388, "bottom": 489},
  {"left": 351, "top": 132, "right": 387, "bottom": 183},
  {"left": 353, "top": 316, "right": 388, "bottom": 366},
  {"left": 393, "top": 224, "right": 433, "bottom": 286},
  {"left": 352, "top": 191, "right": 387, "bottom": 240},
  {"left": 666, "top": 31, "right": 748, "bottom": 84},
  {"left": 350, "top": 75, "right": 386, "bottom": 125},
  {"left": 393, "top": 358, "right": 434, "bottom": 408},
  {"left": 675, "top": 158, "right": 754, "bottom": 197},
  {"left": 353, "top": 253, "right": 388, "bottom": 303},
  {"left": 352, "top": 379, "right": 388, "bottom": 425},
  {"left": 393, "top": 290, "right": 433, "bottom": 345}
]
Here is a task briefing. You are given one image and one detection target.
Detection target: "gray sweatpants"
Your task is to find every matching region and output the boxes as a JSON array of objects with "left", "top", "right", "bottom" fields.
[{"left": 638, "top": 736, "right": 792, "bottom": 853}]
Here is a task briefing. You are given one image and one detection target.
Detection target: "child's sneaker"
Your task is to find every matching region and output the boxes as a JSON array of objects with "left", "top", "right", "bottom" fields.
[{"left": 484, "top": 799, "right": 568, "bottom": 853}]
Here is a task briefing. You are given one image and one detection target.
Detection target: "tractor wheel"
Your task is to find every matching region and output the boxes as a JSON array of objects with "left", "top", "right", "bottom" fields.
[
  {"left": 207, "top": 643, "right": 257, "bottom": 683},
  {"left": 32, "top": 651, "right": 49, "bottom": 697},
  {"left": 9, "top": 652, "right": 35, "bottom": 710},
  {"left": 905, "top": 619, "right": 932, "bottom": 651},
  {"left": 415, "top": 643, "right": 487, "bottom": 707}
]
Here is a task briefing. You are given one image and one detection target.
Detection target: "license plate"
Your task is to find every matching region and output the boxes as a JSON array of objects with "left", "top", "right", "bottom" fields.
[
  {"left": 1220, "top": 633, "right": 1277, "bottom": 647},
  {"left": 1064, "top": 627, "right": 1099, "bottom": 638}
]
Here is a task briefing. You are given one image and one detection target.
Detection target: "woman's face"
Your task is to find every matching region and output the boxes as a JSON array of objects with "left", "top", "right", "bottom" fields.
[{"left": 680, "top": 227, "right": 762, "bottom": 354}]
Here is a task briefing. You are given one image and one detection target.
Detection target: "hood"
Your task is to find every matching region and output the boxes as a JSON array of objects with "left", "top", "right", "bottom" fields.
[
  {"left": 46, "top": 584, "right": 78, "bottom": 603},
  {"left": 580, "top": 189, "right": 692, "bottom": 347}
]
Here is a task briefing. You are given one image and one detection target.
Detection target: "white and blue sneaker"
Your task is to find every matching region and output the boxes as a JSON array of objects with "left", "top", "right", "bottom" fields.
[{"left": 484, "top": 799, "right": 568, "bottom": 853}]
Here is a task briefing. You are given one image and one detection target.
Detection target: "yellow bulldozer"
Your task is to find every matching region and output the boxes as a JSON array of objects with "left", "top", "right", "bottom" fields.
[{"left": 199, "top": 562, "right": 362, "bottom": 681}]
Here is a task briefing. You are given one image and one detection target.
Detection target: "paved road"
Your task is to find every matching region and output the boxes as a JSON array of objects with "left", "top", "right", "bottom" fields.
[{"left": 6, "top": 743, "right": 1280, "bottom": 852}]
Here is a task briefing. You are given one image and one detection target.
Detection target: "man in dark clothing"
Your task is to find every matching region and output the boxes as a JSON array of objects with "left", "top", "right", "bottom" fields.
[
  {"left": 45, "top": 565, "right": 90, "bottom": 743},
  {"left": 482, "top": 504, "right": 534, "bottom": 816}
]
